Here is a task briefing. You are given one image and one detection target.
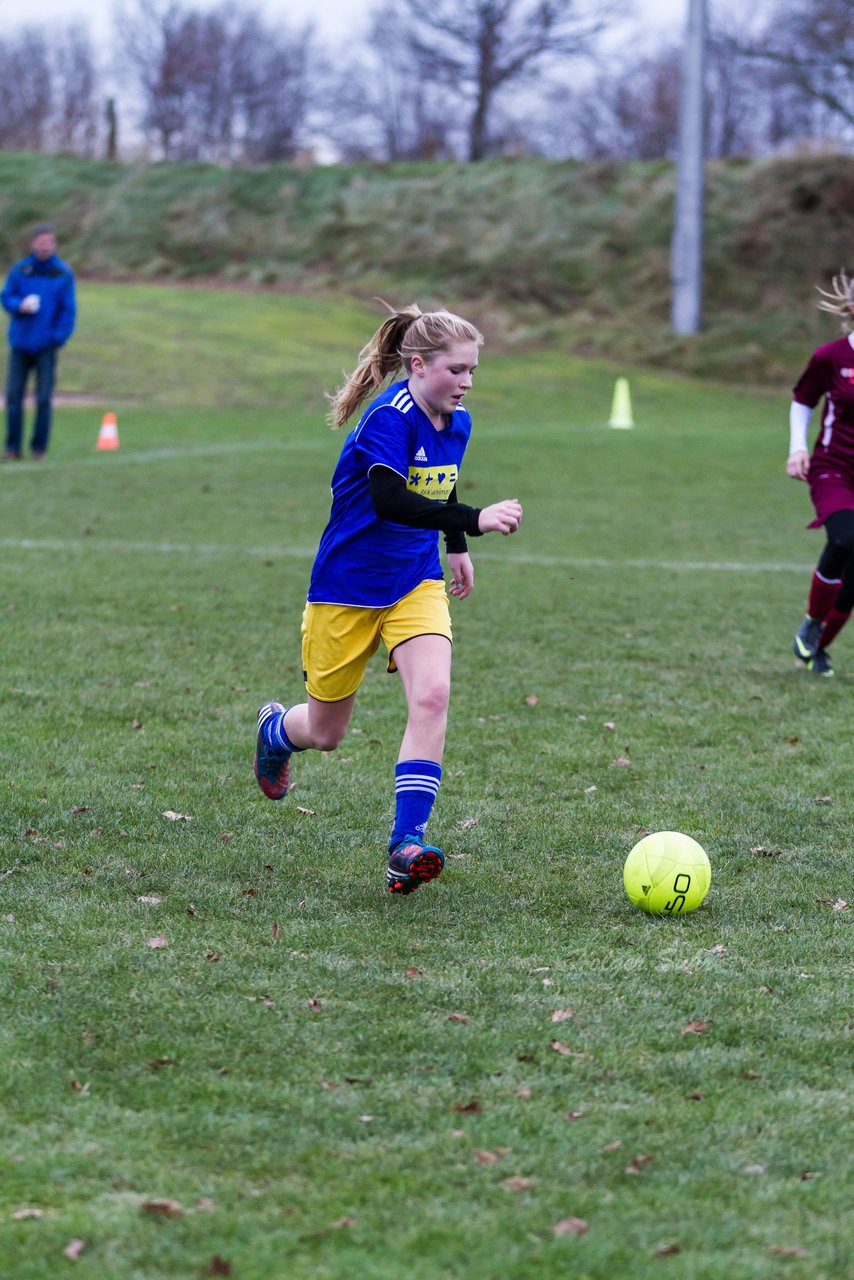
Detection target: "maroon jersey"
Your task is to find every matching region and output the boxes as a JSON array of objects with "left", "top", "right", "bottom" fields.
[{"left": 793, "top": 335, "right": 854, "bottom": 472}]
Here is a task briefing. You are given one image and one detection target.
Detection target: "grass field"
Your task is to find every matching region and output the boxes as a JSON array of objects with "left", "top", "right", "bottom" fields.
[{"left": 1, "top": 285, "right": 852, "bottom": 1280}]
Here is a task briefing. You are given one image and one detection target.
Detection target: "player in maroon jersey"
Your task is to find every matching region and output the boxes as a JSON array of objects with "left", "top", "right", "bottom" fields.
[{"left": 789, "top": 272, "right": 854, "bottom": 677}]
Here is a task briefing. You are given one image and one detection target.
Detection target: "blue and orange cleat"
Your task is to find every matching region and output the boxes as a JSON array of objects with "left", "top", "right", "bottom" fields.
[
  {"left": 254, "top": 701, "right": 292, "bottom": 799},
  {"left": 386, "top": 835, "right": 445, "bottom": 895}
]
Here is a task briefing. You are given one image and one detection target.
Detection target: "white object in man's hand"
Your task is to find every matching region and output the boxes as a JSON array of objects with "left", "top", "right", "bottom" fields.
[{"left": 21, "top": 294, "right": 40, "bottom": 313}]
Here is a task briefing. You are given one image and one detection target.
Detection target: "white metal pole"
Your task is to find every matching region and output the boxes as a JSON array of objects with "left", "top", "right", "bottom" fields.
[{"left": 671, "top": 0, "right": 706, "bottom": 335}]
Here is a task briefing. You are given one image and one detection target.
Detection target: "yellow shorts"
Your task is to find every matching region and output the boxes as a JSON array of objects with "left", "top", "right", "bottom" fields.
[{"left": 301, "top": 579, "right": 452, "bottom": 703}]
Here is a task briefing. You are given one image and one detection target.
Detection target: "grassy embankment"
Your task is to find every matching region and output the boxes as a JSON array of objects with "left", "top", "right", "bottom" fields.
[{"left": 1, "top": 148, "right": 852, "bottom": 387}]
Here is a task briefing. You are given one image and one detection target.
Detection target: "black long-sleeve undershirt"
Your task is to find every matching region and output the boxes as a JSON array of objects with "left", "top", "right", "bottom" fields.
[{"left": 368, "top": 464, "right": 482, "bottom": 555}]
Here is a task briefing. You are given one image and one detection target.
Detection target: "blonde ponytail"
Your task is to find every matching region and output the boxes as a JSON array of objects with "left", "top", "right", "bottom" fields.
[
  {"left": 816, "top": 271, "right": 854, "bottom": 334},
  {"left": 327, "top": 302, "right": 484, "bottom": 428}
]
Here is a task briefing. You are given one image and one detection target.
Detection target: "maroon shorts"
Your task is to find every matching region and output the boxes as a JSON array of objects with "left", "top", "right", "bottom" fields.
[{"left": 807, "top": 468, "right": 854, "bottom": 528}]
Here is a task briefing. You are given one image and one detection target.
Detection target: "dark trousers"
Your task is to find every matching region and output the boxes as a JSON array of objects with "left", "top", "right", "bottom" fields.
[{"left": 5, "top": 347, "right": 57, "bottom": 455}]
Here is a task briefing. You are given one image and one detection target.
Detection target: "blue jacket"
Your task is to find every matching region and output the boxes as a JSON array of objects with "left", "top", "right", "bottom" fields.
[{"left": 1, "top": 253, "right": 76, "bottom": 353}]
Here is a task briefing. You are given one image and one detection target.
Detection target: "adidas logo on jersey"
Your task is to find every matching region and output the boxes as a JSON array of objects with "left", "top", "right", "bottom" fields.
[{"left": 414, "top": 446, "right": 428, "bottom": 462}]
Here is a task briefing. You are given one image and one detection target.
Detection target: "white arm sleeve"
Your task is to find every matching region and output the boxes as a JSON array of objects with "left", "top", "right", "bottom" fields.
[{"left": 789, "top": 400, "right": 812, "bottom": 456}]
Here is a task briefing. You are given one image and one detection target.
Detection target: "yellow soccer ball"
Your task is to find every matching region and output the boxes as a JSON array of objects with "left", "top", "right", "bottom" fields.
[{"left": 623, "top": 831, "right": 711, "bottom": 915}]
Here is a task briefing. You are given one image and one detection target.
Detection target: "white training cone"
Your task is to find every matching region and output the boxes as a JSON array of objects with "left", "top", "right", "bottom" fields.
[{"left": 608, "top": 378, "right": 634, "bottom": 429}]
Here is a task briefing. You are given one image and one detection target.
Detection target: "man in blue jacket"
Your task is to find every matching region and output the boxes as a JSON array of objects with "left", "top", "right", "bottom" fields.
[{"left": 2, "top": 223, "right": 76, "bottom": 460}]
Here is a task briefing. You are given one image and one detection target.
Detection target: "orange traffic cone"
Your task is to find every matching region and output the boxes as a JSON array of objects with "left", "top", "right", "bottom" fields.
[{"left": 96, "top": 411, "right": 119, "bottom": 450}]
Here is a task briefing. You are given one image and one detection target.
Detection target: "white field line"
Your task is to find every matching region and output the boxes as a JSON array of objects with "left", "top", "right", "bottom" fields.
[
  {"left": 0, "top": 537, "right": 813, "bottom": 573},
  {"left": 0, "top": 438, "right": 330, "bottom": 469}
]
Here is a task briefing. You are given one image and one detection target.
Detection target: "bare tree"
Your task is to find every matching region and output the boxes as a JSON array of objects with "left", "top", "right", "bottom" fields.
[
  {"left": 114, "top": 0, "right": 314, "bottom": 162},
  {"left": 727, "top": 0, "right": 854, "bottom": 138},
  {"left": 397, "top": 0, "right": 617, "bottom": 161},
  {"left": 234, "top": 18, "right": 314, "bottom": 161},
  {"left": 564, "top": 48, "right": 681, "bottom": 160},
  {"left": 0, "top": 28, "right": 52, "bottom": 151},
  {"left": 549, "top": 10, "right": 789, "bottom": 163},
  {"left": 322, "top": 3, "right": 462, "bottom": 161},
  {"left": 51, "top": 23, "right": 99, "bottom": 155}
]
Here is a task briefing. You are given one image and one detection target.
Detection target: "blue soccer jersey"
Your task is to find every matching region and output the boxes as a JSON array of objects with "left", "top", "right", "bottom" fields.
[{"left": 307, "top": 380, "right": 473, "bottom": 607}]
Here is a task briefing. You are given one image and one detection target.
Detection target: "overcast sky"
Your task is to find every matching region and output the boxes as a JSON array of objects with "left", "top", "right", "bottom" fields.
[{"left": 3, "top": 0, "right": 692, "bottom": 45}]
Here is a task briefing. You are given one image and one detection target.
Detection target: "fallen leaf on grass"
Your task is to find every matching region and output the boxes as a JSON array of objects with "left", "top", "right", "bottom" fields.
[
  {"left": 457, "top": 817, "right": 479, "bottom": 830},
  {"left": 448, "top": 1012, "right": 468, "bottom": 1024},
  {"left": 602, "top": 1140, "right": 622, "bottom": 1153},
  {"left": 610, "top": 757, "right": 631, "bottom": 767},
  {"left": 553, "top": 1217, "right": 588, "bottom": 1238},
  {"left": 799, "top": 1171, "right": 820, "bottom": 1181},
  {"left": 525, "top": 694, "right": 539, "bottom": 706},
  {"left": 741, "top": 1069, "right": 761, "bottom": 1079},
  {"left": 204, "top": 1257, "right": 232, "bottom": 1277},
  {"left": 454, "top": 1099, "right": 481, "bottom": 1114},
  {"left": 813, "top": 795, "right": 833, "bottom": 805},
  {"left": 769, "top": 1246, "right": 808, "bottom": 1257},
  {"left": 473, "top": 1149, "right": 500, "bottom": 1165},
  {"left": 654, "top": 1243, "right": 681, "bottom": 1256},
  {"left": 564, "top": 1110, "right": 585, "bottom": 1122},
  {"left": 751, "top": 846, "right": 783, "bottom": 857},
  {"left": 503, "top": 1176, "right": 534, "bottom": 1192},
  {"left": 743, "top": 1164, "right": 765, "bottom": 1175},
  {"left": 682, "top": 1020, "right": 709, "bottom": 1035},
  {"left": 271, "top": 921, "right": 280, "bottom": 939},
  {"left": 705, "top": 944, "right": 726, "bottom": 955},
  {"left": 186, "top": 904, "right": 198, "bottom": 917},
  {"left": 603, "top": 721, "right": 615, "bottom": 730},
  {"left": 147, "top": 935, "right": 168, "bottom": 950},
  {"left": 626, "top": 1154, "right": 653, "bottom": 1174},
  {"left": 307, "top": 998, "right": 322, "bottom": 1012},
  {"left": 584, "top": 784, "right": 597, "bottom": 793},
  {"left": 11, "top": 1206, "right": 45, "bottom": 1219},
  {"left": 69, "top": 806, "right": 89, "bottom": 815},
  {"left": 137, "top": 895, "right": 161, "bottom": 905},
  {"left": 162, "top": 811, "right": 192, "bottom": 822},
  {"left": 550, "top": 1039, "right": 588, "bottom": 1058},
  {"left": 141, "top": 1198, "right": 184, "bottom": 1216},
  {"left": 330, "top": 1217, "right": 356, "bottom": 1229},
  {"left": 687, "top": 1091, "right": 704, "bottom": 1101},
  {"left": 550, "top": 1008, "right": 574, "bottom": 1023},
  {"left": 132, "top": 719, "right": 144, "bottom": 731},
  {"left": 816, "top": 898, "right": 850, "bottom": 910},
  {"left": 406, "top": 967, "right": 423, "bottom": 978},
  {"left": 70, "top": 1079, "right": 90, "bottom": 1094},
  {"left": 147, "top": 1057, "right": 177, "bottom": 1070},
  {"left": 63, "top": 1239, "right": 85, "bottom": 1261},
  {"left": 296, "top": 806, "right": 316, "bottom": 816}
]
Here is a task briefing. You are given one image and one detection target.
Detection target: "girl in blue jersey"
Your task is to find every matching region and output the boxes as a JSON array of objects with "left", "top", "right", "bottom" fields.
[{"left": 254, "top": 304, "right": 523, "bottom": 894}]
